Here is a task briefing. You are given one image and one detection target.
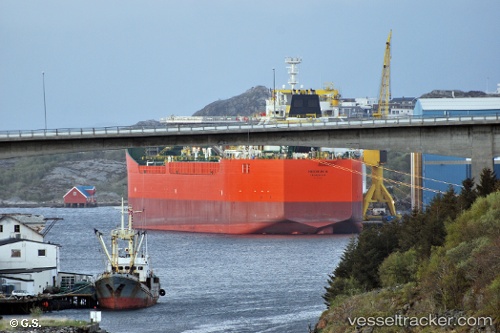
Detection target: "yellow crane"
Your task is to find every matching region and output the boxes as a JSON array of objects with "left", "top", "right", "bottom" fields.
[
  {"left": 363, "top": 30, "right": 397, "bottom": 220},
  {"left": 362, "top": 150, "right": 397, "bottom": 220},
  {"left": 373, "top": 30, "right": 392, "bottom": 118}
]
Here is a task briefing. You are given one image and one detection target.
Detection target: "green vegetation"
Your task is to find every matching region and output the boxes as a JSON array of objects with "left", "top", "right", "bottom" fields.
[
  {"left": 317, "top": 168, "right": 500, "bottom": 332},
  {"left": 0, "top": 316, "right": 89, "bottom": 331},
  {"left": 0, "top": 307, "right": 91, "bottom": 331}
]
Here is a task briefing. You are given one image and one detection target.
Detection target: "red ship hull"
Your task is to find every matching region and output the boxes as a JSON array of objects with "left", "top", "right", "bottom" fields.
[
  {"left": 95, "top": 274, "right": 159, "bottom": 310},
  {"left": 127, "top": 151, "right": 363, "bottom": 234}
]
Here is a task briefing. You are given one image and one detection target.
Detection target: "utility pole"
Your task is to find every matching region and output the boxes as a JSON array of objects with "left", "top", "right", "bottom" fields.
[
  {"left": 273, "top": 68, "right": 276, "bottom": 116},
  {"left": 42, "top": 71, "right": 47, "bottom": 130}
]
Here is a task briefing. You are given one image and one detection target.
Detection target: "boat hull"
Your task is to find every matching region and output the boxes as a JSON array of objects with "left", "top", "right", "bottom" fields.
[
  {"left": 127, "top": 150, "right": 363, "bottom": 234},
  {"left": 95, "top": 274, "right": 159, "bottom": 310}
]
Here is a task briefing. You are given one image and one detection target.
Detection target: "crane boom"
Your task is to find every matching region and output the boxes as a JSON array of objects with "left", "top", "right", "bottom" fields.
[{"left": 374, "top": 30, "right": 392, "bottom": 118}]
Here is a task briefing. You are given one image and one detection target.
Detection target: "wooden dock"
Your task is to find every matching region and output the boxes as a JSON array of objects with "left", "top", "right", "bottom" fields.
[{"left": 0, "top": 293, "right": 97, "bottom": 315}]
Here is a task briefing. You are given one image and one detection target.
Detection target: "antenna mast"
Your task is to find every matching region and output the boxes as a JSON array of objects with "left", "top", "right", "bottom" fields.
[{"left": 285, "top": 57, "right": 302, "bottom": 90}]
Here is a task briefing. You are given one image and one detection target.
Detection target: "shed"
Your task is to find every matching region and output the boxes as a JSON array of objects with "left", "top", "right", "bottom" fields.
[
  {"left": 413, "top": 97, "right": 500, "bottom": 117},
  {"left": 63, "top": 186, "right": 97, "bottom": 207}
]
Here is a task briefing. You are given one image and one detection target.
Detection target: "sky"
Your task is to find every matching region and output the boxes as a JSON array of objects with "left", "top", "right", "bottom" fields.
[{"left": 1, "top": 0, "right": 499, "bottom": 131}]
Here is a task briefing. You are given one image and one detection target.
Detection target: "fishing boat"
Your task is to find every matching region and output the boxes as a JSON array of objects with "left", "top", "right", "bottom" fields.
[{"left": 93, "top": 201, "right": 165, "bottom": 310}]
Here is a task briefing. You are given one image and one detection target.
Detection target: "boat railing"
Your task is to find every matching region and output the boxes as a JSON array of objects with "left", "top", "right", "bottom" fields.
[
  {"left": 137, "top": 151, "right": 364, "bottom": 165},
  {"left": 96, "top": 271, "right": 140, "bottom": 281},
  {"left": 1, "top": 114, "right": 499, "bottom": 139}
]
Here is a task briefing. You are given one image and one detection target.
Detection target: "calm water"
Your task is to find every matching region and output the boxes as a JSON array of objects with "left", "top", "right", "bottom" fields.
[{"left": 1, "top": 206, "right": 352, "bottom": 333}]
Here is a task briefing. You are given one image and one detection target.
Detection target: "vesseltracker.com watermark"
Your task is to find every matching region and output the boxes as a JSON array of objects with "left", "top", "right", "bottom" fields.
[{"left": 348, "top": 314, "right": 493, "bottom": 328}]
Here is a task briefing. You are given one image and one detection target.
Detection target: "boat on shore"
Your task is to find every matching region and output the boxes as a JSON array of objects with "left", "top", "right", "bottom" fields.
[{"left": 93, "top": 201, "right": 165, "bottom": 310}]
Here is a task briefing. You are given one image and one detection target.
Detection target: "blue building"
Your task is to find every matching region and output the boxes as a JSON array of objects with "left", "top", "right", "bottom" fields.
[
  {"left": 415, "top": 97, "right": 500, "bottom": 207},
  {"left": 414, "top": 97, "right": 500, "bottom": 117}
]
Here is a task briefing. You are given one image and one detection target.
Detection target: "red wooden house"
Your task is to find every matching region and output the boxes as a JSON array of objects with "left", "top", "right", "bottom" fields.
[{"left": 63, "top": 186, "right": 97, "bottom": 207}]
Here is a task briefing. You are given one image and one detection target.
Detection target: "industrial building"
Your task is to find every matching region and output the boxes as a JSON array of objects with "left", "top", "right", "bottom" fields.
[
  {"left": 414, "top": 97, "right": 500, "bottom": 117},
  {"left": 340, "top": 96, "right": 417, "bottom": 118},
  {"left": 414, "top": 97, "right": 500, "bottom": 207}
]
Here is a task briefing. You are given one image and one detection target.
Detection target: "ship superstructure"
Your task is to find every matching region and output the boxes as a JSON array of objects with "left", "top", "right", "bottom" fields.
[
  {"left": 265, "top": 57, "right": 342, "bottom": 119},
  {"left": 94, "top": 201, "right": 165, "bottom": 309}
]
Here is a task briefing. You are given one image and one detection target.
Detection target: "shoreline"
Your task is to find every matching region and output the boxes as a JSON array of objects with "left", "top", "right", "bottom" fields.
[{"left": 0, "top": 202, "right": 122, "bottom": 209}]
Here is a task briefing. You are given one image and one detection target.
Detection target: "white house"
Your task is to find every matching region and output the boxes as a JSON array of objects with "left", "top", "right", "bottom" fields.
[{"left": 0, "top": 214, "right": 59, "bottom": 295}]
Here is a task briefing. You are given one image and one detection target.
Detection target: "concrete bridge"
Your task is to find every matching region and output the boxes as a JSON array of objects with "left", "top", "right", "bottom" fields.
[{"left": 1, "top": 115, "right": 500, "bottom": 181}]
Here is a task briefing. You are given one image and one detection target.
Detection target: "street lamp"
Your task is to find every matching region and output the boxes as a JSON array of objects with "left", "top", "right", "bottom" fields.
[
  {"left": 42, "top": 71, "right": 47, "bottom": 130},
  {"left": 273, "top": 68, "right": 276, "bottom": 116}
]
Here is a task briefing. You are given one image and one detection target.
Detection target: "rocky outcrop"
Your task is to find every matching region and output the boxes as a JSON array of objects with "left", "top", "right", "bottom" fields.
[
  {"left": 193, "top": 86, "right": 270, "bottom": 117},
  {"left": 133, "top": 119, "right": 161, "bottom": 127},
  {"left": 41, "top": 159, "right": 126, "bottom": 203},
  {"left": 0, "top": 156, "right": 126, "bottom": 206}
]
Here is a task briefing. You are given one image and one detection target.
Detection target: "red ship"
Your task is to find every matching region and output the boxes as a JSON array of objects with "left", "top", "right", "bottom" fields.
[
  {"left": 127, "top": 147, "right": 363, "bottom": 234},
  {"left": 127, "top": 58, "right": 363, "bottom": 234}
]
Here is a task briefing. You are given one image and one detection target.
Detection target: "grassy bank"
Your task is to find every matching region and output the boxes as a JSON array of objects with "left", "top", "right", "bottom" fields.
[{"left": 0, "top": 316, "right": 89, "bottom": 331}]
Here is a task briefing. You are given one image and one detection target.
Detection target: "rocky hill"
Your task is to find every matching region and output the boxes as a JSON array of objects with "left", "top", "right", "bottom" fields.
[
  {"left": 0, "top": 151, "right": 127, "bottom": 207},
  {"left": 193, "top": 86, "right": 269, "bottom": 117}
]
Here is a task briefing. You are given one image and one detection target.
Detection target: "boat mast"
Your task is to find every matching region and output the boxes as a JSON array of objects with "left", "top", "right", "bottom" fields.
[
  {"left": 126, "top": 205, "right": 144, "bottom": 271},
  {"left": 121, "top": 197, "right": 125, "bottom": 230},
  {"left": 94, "top": 199, "right": 143, "bottom": 273}
]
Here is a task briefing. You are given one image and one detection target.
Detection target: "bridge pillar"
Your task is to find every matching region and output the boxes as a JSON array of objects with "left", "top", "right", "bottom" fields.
[{"left": 471, "top": 125, "right": 495, "bottom": 184}]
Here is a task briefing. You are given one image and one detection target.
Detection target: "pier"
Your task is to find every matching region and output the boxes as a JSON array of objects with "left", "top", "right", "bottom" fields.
[{"left": 0, "top": 292, "right": 97, "bottom": 315}]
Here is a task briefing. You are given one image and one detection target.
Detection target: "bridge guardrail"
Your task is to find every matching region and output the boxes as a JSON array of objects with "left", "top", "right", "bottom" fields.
[{"left": 0, "top": 115, "right": 499, "bottom": 140}]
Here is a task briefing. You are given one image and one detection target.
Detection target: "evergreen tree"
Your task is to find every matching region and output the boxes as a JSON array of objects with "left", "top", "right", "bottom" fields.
[
  {"left": 332, "top": 236, "right": 358, "bottom": 279},
  {"left": 457, "top": 177, "right": 477, "bottom": 211},
  {"left": 322, "top": 183, "right": 469, "bottom": 311},
  {"left": 322, "top": 223, "right": 401, "bottom": 306},
  {"left": 399, "top": 210, "right": 426, "bottom": 253},
  {"left": 350, "top": 223, "right": 400, "bottom": 290},
  {"left": 398, "top": 187, "right": 456, "bottom": 259},
  {"left": 440, "top": 185, "right": 459, "bottom": 221},
  {"left": 323, "top": 237, "right": 359, "bottom": 308},
  {"left": 476, "top": 168, "right": 497, "bottom": 197}
]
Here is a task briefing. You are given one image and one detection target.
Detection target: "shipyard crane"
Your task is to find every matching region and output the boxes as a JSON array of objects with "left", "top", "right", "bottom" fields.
[
  {"left": 362, "top": 150, "right": 397, "bottom": 220},
  {"left": 362, "top": 30, "right": 397, "bottom": 220},
  {"left": 373, "top": 30, "right": 392, "bottom": 118}
]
